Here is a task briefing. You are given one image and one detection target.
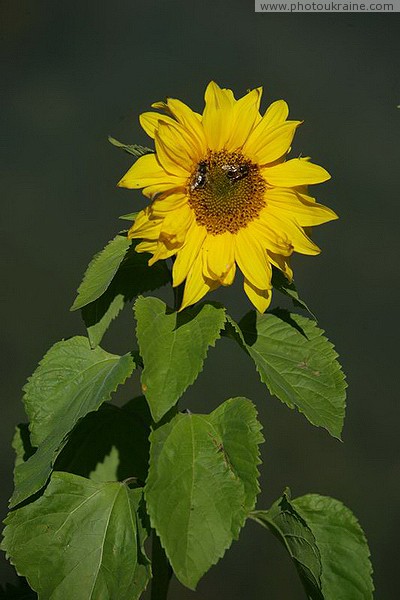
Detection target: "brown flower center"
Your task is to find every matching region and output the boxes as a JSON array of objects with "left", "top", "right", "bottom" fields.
[{"left": 187, "top": 150, "right": 266, "bottom": 235}]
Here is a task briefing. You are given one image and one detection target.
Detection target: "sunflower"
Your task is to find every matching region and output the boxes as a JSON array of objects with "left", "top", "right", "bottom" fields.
[{"left": 118, "top": 81, "right": 337, "bottom": 312}]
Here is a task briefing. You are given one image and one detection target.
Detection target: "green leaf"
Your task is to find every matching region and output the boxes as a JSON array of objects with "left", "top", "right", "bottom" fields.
[
  {"left": 108, "top": 136, "right": 153, "bottom": 158},
  {"left": 232, "top": 310, "right": 346, "bottom": 438},
  {"left": 135, "top": 297, "right": 226, "bottom": 422},
  {"left": 271, "top": 266, "right": 316, "bottom": 319},
  {"left": 3, "top": 473, "right": 151, "bottom": 600},
  {"left": 71, "top": 234, "right": 131, "bottom": 311},
  {"left": 145, "top": 397, "right": 263, "bottom": 589},
  {"left": 119, "top": 212, "right": 138, "bottom": 221},
  {"left": 252, "top": 491, "right": 374, "bottom": 600},
  {"left": 10, "top": 337, "right": 135, "bottom": 507},
  {"left": 293, "top": 494, "right": 374, "bottom": 599},
  {"left": 252, "top": 490, "right": 323, "bottom": 600},
  {"left": 108, "top": 135, "right": 154, "bottom": 157},
  {"left": 54, "top": 399, "right": 151, "bottom": 483},
  {"left": 82, "top": 241, "right": 170, "bottom": 348}
]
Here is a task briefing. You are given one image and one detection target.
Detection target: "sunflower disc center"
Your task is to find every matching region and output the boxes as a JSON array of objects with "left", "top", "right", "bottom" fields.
[{"left": 188, "top": 150, "right": 266, "bottom": 235}]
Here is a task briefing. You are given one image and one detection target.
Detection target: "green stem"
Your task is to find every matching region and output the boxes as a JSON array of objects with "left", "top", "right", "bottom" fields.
[{"left": 151, "top": 532, "right": 172, "bottom": 600}]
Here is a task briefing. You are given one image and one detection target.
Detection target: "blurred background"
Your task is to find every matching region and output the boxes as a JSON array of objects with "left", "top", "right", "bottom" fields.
[{"left": 1, "top": 1, "right": 399, "bottom": 598}]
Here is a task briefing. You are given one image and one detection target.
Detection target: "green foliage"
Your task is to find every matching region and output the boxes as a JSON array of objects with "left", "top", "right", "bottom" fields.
[
  {"left": 226, "top": 310, "right": 346, "bottom": 438},
  {"left": 2, "top": 473, "right": 151, "bottom": 600},
  {"left": 71, "top": 234, "right": 131, "bottom": 311},
  {"left": 135, "top": 297, "right": 226, "bottom": 422},
  {"left": 252, "top": 491, "right": 323, "bottom": 599},
  {"left": 253, "top": 490, "right": 374, "bottom": 599},
  {"left": 293, "top": 494, "right": 374, "bottom": 599},
  {"left": 108, "top": 135, "right": 154, "bottom": 157},
  {"left": 271, "top": 266, "right": 316, "bottom": 319},
  {"left": 2, "top": 184, "right": 374, "bottom": 598},
  {"left": 80, "top": 241, "right": 170, "bottom": 347},
  {"left": 10, "top": 337, "right": 135, "bottom": 507},
  {"left": 145, "top": 398, "right": 263, "bottom": 589}
]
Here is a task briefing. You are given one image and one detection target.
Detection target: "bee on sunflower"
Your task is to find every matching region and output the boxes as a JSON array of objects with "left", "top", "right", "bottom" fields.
[{"left": 118, "top": 81, "right": 337, "bottom": 312}]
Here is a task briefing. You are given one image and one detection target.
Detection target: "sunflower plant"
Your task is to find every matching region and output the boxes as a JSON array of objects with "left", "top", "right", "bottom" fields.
[{"left": 2, "top": 82, "right": 374, "bottom": 600}]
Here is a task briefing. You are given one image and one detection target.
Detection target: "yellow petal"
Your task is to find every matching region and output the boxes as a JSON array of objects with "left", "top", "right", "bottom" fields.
[
  {"left": 220, "top": 262, "right": 236, "bottom": 286},
  {"left": 128, "top": 208, "right": 162, "bottom": 240},
  {"left": 151, "top": 192, "right": 188, "bottom": 217},
  {"left": 180, "top": 253, "right": 219, "bottom": 311},
  {"left": 246, "top": 214, "right": 293, "bottom": 256},
  {"left": 118, "top": 153, "right": 185, "bottom": 189},
  {"left": 263, "top": 158, "right": 331, "bottom": 187},
  {"left": 202, "top": 81, "right": 234, "bottom": 151},
  {"left": 265, "top": 212, "right": 321, "bottom": 255},
  {"left": 263, "top": 99, "right": 289, "bottom": 127},
  {"left": 148, "top": 239, "right": 180, "bottom": 266},
  {"left": 226, "top": 87, "right": 263, "bottom": 151},
  {"left": 203, "top": 232, "right": 235, "bottom": 280},
  {"left": 155, "top": 121, "right": 198, "bottom": 177},
  {"left": 172, "top": 222, "right": 207, "bottom": 287},
  {"left": 243, "top": 279, "right": 272, "bottom": 313},
  {"left": 166, "top": 98, "right": 207, "bottom": 151},
  {"left": 265, "top": 188, "right": 338, "bottom": 226},
  {"left": 160, "top": 204, "right": 194, "bottom": 246},
  {"left": 135, "top": 240, "right": 158, "bottom": 254},
  {"left": 267, "top": 251, "right": 294, "bottom": 281},
  {"left": 244, "top": 121, "right": 302, "bottom": 165},
  {"left": 143, "top": 182, "right": 184, "bottom": 199},
  {"left": 139, "top": 112, "right": 175, "bottom": 139},
  {"left": 242, "top": 99, "right": 289, "bottom": 156},
  {"left": 235, "top": 228, "right": 272, "bottom": 289}
]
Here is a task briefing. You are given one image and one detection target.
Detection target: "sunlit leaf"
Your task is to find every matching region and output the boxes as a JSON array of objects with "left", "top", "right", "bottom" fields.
[
  {"left": 71, "top": 234, "right": 131, "bottom": 311},
  {"left": 145, "top": 397, "right": 263, "bottom": 589},
  {"left": 82, "top": 241, "right": 170, "bottom": 348},
  {"left": 135, "top": 297, "right": 226, "bottom": 422},
  {"left": 253, "top": 490, "right": 374, "bottom": 599},
  {"left": 228, "top": 310, "right": 346, "bottom": 438},
  {"left": 294, "top": 494, "right": 374, "bottom": 599},
  {"left": 3, "top": 473, "right": 150, "bottom": 600},
  {"left": 10, "top": 337, "right": 135, "bottom": 507}
]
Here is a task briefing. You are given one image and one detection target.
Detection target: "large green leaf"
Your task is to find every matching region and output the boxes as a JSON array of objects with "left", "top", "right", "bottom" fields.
[
  {"left": 252, "top": 490, "right": 323, "bottom": 600},
  {"left": 54, "top": 399, "right": 151, "bottom": 483},
  {"left": 71, "top": 234, "right": 131, "bottom": 311},
  {"left": 10, "top": 337, "right": 135, "bottom": 507},
  {"left": 81, "top": 241, "right": 170, "bottom": 348},
  {"left": 229, "top": 310, "right": 346, "bottom": 438},
  {"left": 3, "top": 473, "right": 151, "bottom": 600},
  {"left": 145, "top": 397, "right": 263, "bottom": 589},
  {"left": 252, "top": 491, "right": 374, "bottom": 599},
  {"left": 135, "top": 297, "right": 226, "bottom": 422},
  {"left": 293, "top": 494, "right": 374, "bottom": 599}
]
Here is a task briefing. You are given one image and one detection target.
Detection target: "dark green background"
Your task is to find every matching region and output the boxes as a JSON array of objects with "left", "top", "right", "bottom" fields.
[{"left": 1, "top": 1, "right": 399, "bottom": 598}]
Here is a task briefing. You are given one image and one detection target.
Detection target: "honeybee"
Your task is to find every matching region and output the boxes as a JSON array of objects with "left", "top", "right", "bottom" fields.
[
  {"left": 191, "top": 160, "right": 207, "bottom": 190},
  {"left": 222, "top": 163, "right": 249, "bottom": 182}
]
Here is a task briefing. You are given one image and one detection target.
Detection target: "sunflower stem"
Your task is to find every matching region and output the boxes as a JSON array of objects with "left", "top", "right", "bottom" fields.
[{"left": 151, "top": 532, "right": 172, "bottom": 600}]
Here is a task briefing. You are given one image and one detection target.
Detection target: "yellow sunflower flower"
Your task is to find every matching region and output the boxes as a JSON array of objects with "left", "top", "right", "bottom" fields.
[{"left": 118, "top": 81, "right": 337, "bottom": 312}]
